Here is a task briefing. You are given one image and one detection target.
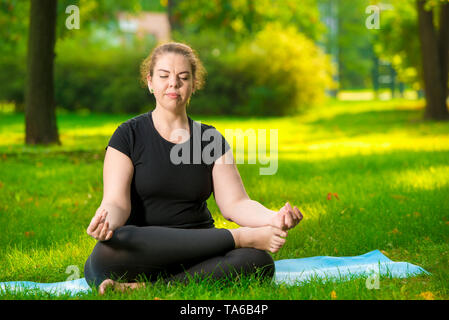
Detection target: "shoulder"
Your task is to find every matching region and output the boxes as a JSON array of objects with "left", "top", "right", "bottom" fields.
[
  {"left": 191, "top": 118, "right": 221, "bottom": 135},
  {"left": 120, "top": 112, "right": 149, "bottom": 130}
]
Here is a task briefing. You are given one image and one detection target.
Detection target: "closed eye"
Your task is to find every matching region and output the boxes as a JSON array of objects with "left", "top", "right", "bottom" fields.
[{"left": 159, "top": 76, "right": 189, "bottom": 80}]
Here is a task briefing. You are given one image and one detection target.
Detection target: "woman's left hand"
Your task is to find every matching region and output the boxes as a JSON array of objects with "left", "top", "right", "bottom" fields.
[{"left": 270, "top": 202, "right": 303, "bottom": 231}]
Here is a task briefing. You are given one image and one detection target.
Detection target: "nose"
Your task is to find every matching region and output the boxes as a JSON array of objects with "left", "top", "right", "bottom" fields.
[{"left": 168, "top": 75, "right": 179, "bottom": 88}]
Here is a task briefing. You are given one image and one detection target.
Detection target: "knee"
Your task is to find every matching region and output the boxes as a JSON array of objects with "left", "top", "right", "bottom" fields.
[
  {"left": 83, "top": 255, "right": 104, "bottom": 289},
  {"left": 83, "top": 240, "right": 120, "bottom": 289},
  {"left": 250, "top": 249, "right": 275, "bottom": 277},
  {"left": 229, "top": 248, "right": 275, "bottom": 279}
]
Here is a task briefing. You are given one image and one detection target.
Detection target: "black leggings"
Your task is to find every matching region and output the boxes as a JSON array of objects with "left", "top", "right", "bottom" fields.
[{"left": 83, "top": 225, "right": 275, "bottom": 289}]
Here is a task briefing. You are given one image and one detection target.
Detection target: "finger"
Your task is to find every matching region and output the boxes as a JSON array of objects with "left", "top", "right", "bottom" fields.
[
  {"left": 283, "top": 214, "right": 289, "bottom": 231},
  {"left": 295, "top": 206, "right": 303, "bottom": 220},
  {"left": 106, "top": 230, "right": 114, "bottom": 240},
  {"left": 99, "top": 209, "right": 108, "bottom": 223},
  {"left": 287, "top": 202, "right": 299, "bottom": 222},
  {"left": 93, "top": 223, "right": 104, "bottom": 239},
  {"left": 290, "top": 204, "right": 301, "bottom": 220},
  {"left": 285, "top": 209, "right": 295, "bottom": 228},
  {"left": 87, "top": 213, "right": 103, "bottom": 234},
  {"left": 99, "top": 221, "right": 109, "bottom": 240}
]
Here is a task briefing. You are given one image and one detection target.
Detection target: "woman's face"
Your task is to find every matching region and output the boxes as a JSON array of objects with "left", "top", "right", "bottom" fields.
[{"left": 147, "top": 52, "right": 194, "bottom": 112}]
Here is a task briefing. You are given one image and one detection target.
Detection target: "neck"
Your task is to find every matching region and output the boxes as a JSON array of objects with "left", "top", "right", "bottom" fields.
[{"left": 152, "top": 105, "right": 189, "bottom": 129}]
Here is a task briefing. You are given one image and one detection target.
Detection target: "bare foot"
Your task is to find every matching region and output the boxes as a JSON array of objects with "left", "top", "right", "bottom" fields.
[
  {"left": 99, "top": 278, "right": 146, "bottom": 295},
  {"left": 229, "top": 226, "right": 288, "bottom": 253}
]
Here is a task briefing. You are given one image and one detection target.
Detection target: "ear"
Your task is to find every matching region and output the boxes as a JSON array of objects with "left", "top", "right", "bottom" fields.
[{"left": 146, "top": 74, "right": 152, "bottom": 91}]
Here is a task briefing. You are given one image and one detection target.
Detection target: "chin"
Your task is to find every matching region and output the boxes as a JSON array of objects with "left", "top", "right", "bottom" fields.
[{"left": 159, "top": 103, "right": 186, "bottom": 112}]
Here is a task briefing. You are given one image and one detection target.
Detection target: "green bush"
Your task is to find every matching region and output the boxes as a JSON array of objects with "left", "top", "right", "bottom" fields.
[
  {"left": 181, "top": 24, "right": 334, "bottom": 116},
  {"left": 1, "top": 25, "right": 333, "bottom": 116},
  {"left": 0, "top": 54, "right": 26, "bottom": 111},
  {"left": 54, "top": 35, "right": 155, "bottom": 114},
  {"left": 230, "top": 22, "right": 335, "bottom": 116}
]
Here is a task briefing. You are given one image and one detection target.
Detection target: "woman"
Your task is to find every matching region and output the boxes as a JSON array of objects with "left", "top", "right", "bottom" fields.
[{"left": 84, "top": 42, "right": 303, "bottom": 295}]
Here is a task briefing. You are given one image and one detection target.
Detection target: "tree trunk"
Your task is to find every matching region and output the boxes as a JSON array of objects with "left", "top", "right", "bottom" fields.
[
  {"left": 25, "top": 0, "right": 60, "bottom": 145},
  {"left": 167, "top": 0, "right": 181, "bottom": 33},
  {"left": 439, "top": 2, "right": 449, "bottom": 98},
  {"left": 416, "top": 0, "right": 448, "bottom": 120}
]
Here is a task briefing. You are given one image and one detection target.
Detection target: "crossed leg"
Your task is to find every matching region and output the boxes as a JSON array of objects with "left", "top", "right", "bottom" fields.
[{"left": 84, "top": 225, "right": 283, "bottom": 294}]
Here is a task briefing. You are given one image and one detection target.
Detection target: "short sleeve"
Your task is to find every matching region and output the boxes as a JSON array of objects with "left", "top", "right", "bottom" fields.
[
  {"left": 105, "top": 123, "right": 133, "bottom": 159},
  {"left": 201, "top": 126, "right": 231, "bottom": 166}
]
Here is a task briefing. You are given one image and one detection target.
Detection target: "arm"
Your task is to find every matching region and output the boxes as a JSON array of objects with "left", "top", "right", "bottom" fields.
[
  {"left": 101, "top": 146, "right": 133, "bottom": 231},
  {"left": 87, "top": 146, "right": 133, "bottom": 240},
  {"left": 212, "top": 149, "right": 275, "bottom": 227}
]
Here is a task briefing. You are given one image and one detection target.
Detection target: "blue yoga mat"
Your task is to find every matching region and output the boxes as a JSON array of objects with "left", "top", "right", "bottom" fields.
[{"left": 0, "top": 250, "right": 429, "bottom": 296}]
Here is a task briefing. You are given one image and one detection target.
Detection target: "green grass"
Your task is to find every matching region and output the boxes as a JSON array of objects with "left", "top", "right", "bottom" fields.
[{"left": 0, "top": 97, "right": 448, "bottom": 300}]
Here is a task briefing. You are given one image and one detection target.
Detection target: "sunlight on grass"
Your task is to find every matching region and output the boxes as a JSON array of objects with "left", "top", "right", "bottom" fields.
[
  {"left": 1, "top": 238, "right": 92, "bottom": 282},
  {"left": 1, "top": 98, "right": 448, "bottom": 299},
  {"left": 392, "top": 165, "right": 449, "bottom": 191}
]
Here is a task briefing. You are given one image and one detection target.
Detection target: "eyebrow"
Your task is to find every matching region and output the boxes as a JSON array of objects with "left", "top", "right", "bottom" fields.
[{"left": 157, "top": 69, "right": 190, "bottom": 75}]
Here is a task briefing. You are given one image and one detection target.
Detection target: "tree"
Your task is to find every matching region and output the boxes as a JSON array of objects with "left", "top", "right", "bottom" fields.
[
  {"left": 23, "top": 0, "right": 146, "bottom": 145},
  {"left": 167, "top": 0, "right": 182, "bottom": 32},
  {"left": 25, "top": 0, "right": 59, "bottom": 145},
  {"left": 174, "top": 0, "right": 325, "bottom": 42},
  {"left": 318, "top": 0, "right": 376, "bottom": 90},
  {"left": 417, "top": 0, "right": 448, "bottom": 120},
  {"left": 376, "top": 0, "right": 448, "bottom": 120}
]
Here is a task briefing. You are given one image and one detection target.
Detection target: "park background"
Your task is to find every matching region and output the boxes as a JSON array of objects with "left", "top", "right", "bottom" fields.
[{"left": 0, "top": 0, "right": 448, "bottom": 299}]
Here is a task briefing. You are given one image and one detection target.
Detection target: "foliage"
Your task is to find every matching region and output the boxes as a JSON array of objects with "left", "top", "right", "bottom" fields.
[
  {"left": 375, "top": 0, "right": 448, "bottom": 91},
  {"left": 175, "top": 23, "right": 334, "bottom": 116},
  {"left": 229, "top": 23, "right": 334, "bottom": 116},
  {"left": 174, "top": 0, "right": 326, "bottom": 42},
  {"left": 334, "top": 0, "right": 376, "bottom": 90},
  {"left": 374, "top": 0, "right": 422, "bottom": 90},
  {"left": 53, "top": 29, "right": 156, "bottom": 114},
  {"left": 0, "top": 0, "right": 29, "bottom": 55}
]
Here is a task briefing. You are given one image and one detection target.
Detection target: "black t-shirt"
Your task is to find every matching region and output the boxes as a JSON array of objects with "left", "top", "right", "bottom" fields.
[{"left": 105, "top": 110, "right": 231, "bottom": 229}]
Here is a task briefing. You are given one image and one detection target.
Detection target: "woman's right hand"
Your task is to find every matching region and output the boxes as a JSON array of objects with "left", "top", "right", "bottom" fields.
[{"left": 87, "top": 208, "right": 113, "bottom": 241}]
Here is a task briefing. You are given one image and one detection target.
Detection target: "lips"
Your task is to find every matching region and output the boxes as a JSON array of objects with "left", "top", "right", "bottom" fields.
[{"left": 166, "top": 93, "right": 179, "bottom": 98}]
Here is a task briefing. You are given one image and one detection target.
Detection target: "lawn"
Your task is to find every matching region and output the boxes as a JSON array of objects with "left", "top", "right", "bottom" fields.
[{"left": 0, "top": 98, "right": 448, "bottom": 300}]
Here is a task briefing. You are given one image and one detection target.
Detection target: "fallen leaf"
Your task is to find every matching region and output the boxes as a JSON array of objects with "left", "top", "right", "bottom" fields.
[
  {"left": 389, "top": 228, "right": 401, "bottom": 235},
  {"left": 24, "top": 231, "right": 35, "bottom": 237},
  {"left": 419, "top": 291, "right": 434, "bottom": 300},
  {"left": 330, "top": 290, "right": 337, "bottom": 299}
]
